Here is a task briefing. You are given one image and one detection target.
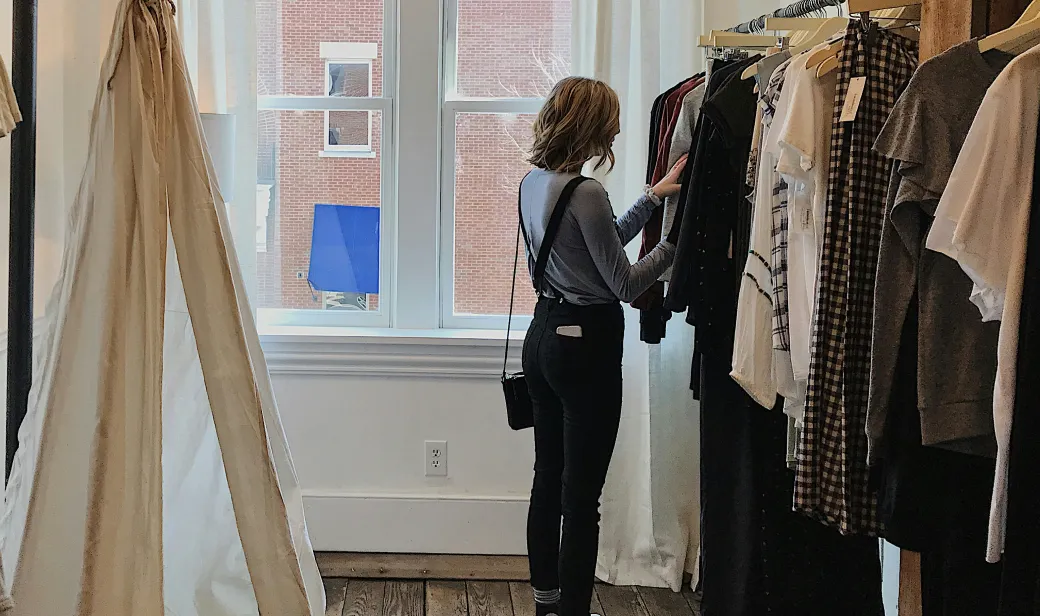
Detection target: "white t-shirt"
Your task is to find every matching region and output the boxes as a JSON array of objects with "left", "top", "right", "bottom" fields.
[
  {"left": 925, "top": 45, "right": 1040, "bottom": 563},
  {"left": 731, "top": 117, "right": 784, "bottom": 409},
  {"left": 774, "top": 51, "right": 837, "bottom": 384},
  {"left": 732, "top": 56, "right": 800, "bottom": 410},
  {"left": 732, "top": 47, "right": 831, "bottom": 421}
]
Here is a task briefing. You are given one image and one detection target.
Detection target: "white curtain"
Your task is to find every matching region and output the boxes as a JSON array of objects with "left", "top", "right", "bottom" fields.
[
  {"left": 571, "top": 0, "right": 701, "bottom": 592},
  {"left": 0, "top": 0, "right": 260, "bottom": 460},
  {"left": 177, "top": 0, "right": 260, "bottom": 302}
]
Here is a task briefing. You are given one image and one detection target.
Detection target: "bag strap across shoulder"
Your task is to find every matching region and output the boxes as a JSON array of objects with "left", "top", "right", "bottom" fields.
[
  {"left": 504, "top": 174, "right": 589, "bottom": 378},
  {"left": 520, "top": 175, "right": 590, "bottom": 295}
]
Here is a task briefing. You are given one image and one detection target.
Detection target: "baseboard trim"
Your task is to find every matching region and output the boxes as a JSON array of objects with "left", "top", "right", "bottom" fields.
[
  {"left": 316, "top": 552, "right": 529, "bottom": 581},
  {"left": 303, "top": 492, "right": 529, "bottom": 555}
]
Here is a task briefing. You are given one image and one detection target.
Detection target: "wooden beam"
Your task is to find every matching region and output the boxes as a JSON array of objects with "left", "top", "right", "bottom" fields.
[
  {"left": 898, "top": 551, "right": 923, "bottom": 615},
  {"left": 316, "top": 553, "right": 529, "bottom": 581},
  {"left": 921, "top": 0, "right": 988, "bottom": 59}
]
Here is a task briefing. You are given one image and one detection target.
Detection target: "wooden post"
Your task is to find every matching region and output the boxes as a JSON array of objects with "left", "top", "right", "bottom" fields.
[
  {"left": 900, "top": 4, "right": 1031, "bottom": 613},
  {"left": 920, "top": 0, "right": 988, "bottom": 59}
]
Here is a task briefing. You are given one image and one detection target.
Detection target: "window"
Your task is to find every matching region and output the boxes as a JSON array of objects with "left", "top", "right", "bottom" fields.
[
  {"left": 256, "top": 2, "right": 390, "bottom": 327},
  {"left": 253, "top": 0, "right": 571, "bottom": 332},
  {"left": 325, "top": 59, "right": 374, "bottom": 154},
  {"left": 440, "top": 0, "right": 572, "bottom": 329}
]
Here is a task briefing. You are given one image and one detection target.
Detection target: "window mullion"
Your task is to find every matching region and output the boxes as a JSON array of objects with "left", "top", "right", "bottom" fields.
[{"left": 392, "top": 0, "right": 443, "bottom": 330}]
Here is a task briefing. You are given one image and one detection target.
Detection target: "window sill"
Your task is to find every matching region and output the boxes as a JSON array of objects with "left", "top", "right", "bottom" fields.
[
  {"left": 319, "top": 149, "right": 377, "bottom": 159},
  {"left": 259, "top": 326, "right": 524, "bottom": 379}
]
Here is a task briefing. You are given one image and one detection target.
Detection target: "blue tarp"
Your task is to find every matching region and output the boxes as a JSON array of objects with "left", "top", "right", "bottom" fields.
[{"left": 307, "top": 203, "right": 380, "bottom": 295}]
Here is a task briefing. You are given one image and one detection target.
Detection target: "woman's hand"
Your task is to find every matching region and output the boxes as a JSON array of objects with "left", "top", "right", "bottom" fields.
[{"left": 652, "top": 154, "right": 688, "bottom": 199}]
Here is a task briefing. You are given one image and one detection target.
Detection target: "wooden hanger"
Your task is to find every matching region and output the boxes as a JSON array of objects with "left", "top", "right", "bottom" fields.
[
  {"left": 804, "top": 39, "right": 842, "bottom": 70},
  {"left": 740, "top": 17, "right": 835, "bottom": 81},
  {"left": 788, "top": 16, "right": 848, "bottom": 52},
  {"left": 812, "top": 6, "right": 919, "bottom": 78},
  {"left": 701, "top": 32, "right": 778, "bottom": 48},
  {"left": 846, "top": 0, "right": 920, "bottom": 11},
  {"left": 979, "top": 0, "right": 1040, "bottom": 52},
  {"left": 741, "top": 42, "right": 790, "bottom": 80}
]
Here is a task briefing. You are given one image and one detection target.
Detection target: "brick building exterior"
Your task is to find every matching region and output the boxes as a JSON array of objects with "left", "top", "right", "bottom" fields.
[{"left": 256, "top": 0, "right": 570, "bottom": 317}]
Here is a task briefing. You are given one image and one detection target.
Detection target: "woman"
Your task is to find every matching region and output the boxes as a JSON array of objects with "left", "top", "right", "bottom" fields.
[{"left": 520, "top": 76, "right": 686, "bottom": 616}]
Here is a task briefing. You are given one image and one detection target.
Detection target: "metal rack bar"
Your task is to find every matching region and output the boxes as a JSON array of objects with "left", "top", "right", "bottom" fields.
[
  {"left": 7, "top": 0, "right": 38, "bottom": 481},
  {"left": 729, "top": 0, "right": 844, "bottom": 32}
]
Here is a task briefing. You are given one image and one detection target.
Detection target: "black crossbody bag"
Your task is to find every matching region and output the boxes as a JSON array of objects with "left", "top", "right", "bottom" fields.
[{"left": 502, "top": 175, "right": 589, "bottom": 431}]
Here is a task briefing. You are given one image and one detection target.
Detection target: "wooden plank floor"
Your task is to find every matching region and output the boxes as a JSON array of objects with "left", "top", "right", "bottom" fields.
[{"left": 322, "top": 579, "right": 702, "bottom": 616}]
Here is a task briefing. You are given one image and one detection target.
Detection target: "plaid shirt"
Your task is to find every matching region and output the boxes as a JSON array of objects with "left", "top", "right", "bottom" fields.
[
  {"left": 761, "top": 60, "right": 793, "bottom": 353},
  {"left": 794, "top": 25, "right": 919, "bottom": 536}
]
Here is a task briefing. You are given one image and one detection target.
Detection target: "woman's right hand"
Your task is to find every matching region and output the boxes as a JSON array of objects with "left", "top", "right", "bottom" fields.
[{"left": 651, "top": 154, "right": 688, "bottom": 199}]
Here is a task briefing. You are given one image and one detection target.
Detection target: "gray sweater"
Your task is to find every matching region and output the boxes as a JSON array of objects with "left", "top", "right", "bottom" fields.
[{"left": 520, "top": 169, "right": 675, "bottom": 305}]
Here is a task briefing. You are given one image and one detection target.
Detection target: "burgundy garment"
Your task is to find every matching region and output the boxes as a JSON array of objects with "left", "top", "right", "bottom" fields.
[
  {"left": 633, "top": 77, "right": 701, "bottom": 312},
  {"left": 654, "top": 77, "right": 704, "bottom": 183}
]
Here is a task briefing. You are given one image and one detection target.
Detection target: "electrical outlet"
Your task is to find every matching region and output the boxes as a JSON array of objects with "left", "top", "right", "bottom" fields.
[{"left": 425, "top": 440, "right": 448, "bottom": 477}]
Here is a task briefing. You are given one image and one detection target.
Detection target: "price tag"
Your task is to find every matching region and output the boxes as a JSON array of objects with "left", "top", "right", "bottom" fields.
[{"left": 839, "top": 77, "right": 867, "bottom": 123}]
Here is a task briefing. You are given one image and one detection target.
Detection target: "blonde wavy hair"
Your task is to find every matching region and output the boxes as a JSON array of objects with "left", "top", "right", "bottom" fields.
[{"left": 528, "top": 77, "right": 621, "bottom": 174}]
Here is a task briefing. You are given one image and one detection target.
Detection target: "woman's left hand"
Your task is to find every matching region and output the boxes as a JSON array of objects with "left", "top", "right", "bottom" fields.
[{"left": 652, "top": 154, "right": 688, "bottom": 199}]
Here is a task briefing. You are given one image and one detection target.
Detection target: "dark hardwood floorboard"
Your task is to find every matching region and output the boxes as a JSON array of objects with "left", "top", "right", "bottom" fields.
[
  {"left": 467, "top": 582, "right": 514, "bottom": 616},
  {"left": 324, "top": 578, "right": 349, "bottom": 616},
  {"left": 385, "top": 581, "right": 425, "bottom": 616},
  {"left": 636, "top": 587, "right": 694, "bottom": 616},
  {"left": 509, "top": 582, "right": 535, "bottom": 616},
  {"left": 321, "top": 577, "right": 692, "bottom": 616},
  {"left": 680, "top": 587, "right": 701, "bottom": 616},
  {"left": 427, "top": 581, "right": 469, "bottom": 616},
  {"left": 590, "top": 586, "right": 604, "bottom": 615},
  {"left": 596, "top": 585, "right": 650, "bottom": 616},
  {"left": 345, "top": 580, "right": 387, "bottom": 616}
]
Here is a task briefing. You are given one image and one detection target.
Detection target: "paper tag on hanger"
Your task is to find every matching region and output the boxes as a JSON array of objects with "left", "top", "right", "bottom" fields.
[{"left": 839, "top": 77, "right": 867, "bottom": 123}]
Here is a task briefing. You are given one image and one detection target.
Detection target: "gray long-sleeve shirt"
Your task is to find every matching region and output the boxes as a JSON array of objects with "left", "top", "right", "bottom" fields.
[{"left": 520, "top": 169, "right": 676, "bottom": 305}]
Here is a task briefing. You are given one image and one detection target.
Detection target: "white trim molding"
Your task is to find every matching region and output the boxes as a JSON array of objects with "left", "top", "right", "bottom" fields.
[
  {"left": 320, "top": 42, "right": 379, "bottom": 60},
  {"left": 261, "top": 328, "right": 523, "bottom": 378},
  {"left": 302, "top": 491, "right": 529, "bottom": 554}
]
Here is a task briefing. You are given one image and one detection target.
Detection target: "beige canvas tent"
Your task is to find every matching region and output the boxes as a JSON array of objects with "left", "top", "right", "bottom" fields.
[{"left": 0, "top": 0, "right": 324, "bottom": 613}]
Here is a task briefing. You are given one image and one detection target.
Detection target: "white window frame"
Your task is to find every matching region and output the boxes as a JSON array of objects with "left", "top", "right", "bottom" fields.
[
  {"left": 323, "top": 58, "right": 375, "bottom": 154},
  {"left": 438, "top": 0, "right": 548, "bottom": 330},
  {"left": 252, "top": 0, "right": 563, "bottom": 336},
  {"left": 256, "top": 8, "right": 396, "bottom": 329}
]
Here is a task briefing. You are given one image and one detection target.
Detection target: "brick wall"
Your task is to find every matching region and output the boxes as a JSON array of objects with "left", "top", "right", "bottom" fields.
[{"left": 257, "top": 0, "right": 570, "bottom": 317}]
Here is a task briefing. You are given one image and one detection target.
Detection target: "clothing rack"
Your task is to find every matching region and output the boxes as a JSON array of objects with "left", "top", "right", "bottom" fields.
[
  {"left": 729, "top": 0, "right": 844, "bottom": 32},
  {"left": 7, "top": 0, "right": 38, "bottom": 481}
]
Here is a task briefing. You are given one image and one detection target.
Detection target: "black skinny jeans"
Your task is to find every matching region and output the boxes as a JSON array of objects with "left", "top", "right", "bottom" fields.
[{"left": 523, "top": 296, "right": 624, "bottom": 616}]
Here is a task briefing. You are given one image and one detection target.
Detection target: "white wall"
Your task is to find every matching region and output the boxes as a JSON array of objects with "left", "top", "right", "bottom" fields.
[{"left": 271, "top": 368, "right": 534, "bottom": 553}]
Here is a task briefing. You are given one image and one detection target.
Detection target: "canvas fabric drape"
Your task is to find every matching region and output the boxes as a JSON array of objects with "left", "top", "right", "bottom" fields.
[
  {"left": 572, "top": 0, "right": 701, "bottom": 591},
  {"left": 0, "top": 0, "right": 323, "bottom": 613}
]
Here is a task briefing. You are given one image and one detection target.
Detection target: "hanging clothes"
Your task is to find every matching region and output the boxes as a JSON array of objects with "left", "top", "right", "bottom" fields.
[
  {"left": 637, "top": 75, "right": 704, "bottom": 343},
  {"left": 862, "top": 40, "right": 1014, "bottom": 616},
  {"left": 794, "top": 23, "right": 919, "bottom": 536},
  {"left": 926, "top": 44, "right": 1040, "bottom": 566},
  {"left": 868, "top": 40, "right": 1011, "bottom": 462},
  {"left": 672, "top": 51, "right": 884, "bottom": 616},
  {"left": 772, "top": 51, "right": 835, "bottom": 408}
]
